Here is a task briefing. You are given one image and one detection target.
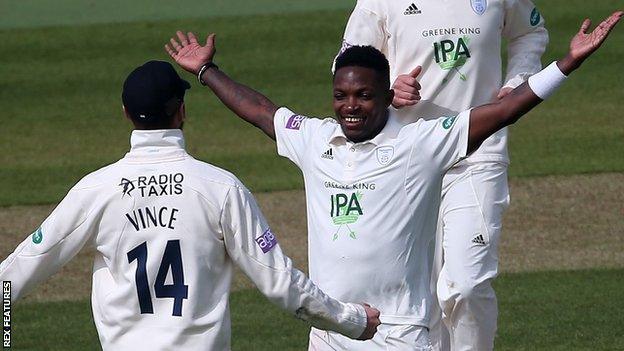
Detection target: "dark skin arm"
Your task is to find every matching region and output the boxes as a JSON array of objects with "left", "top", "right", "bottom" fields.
[
  {"left": 467, "top": 11, "right": 622, "bottom": 154},
  {"left": 165, "top": 32, "right": 277, "bottom": 139}
]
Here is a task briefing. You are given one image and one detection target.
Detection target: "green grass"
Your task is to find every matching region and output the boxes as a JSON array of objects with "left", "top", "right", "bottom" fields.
[
  {"left": 9, "top": 269, "right": 624, "bottom": 350},
  {"left": 1, "top": 1, "right": 623, "bottom": 206}
]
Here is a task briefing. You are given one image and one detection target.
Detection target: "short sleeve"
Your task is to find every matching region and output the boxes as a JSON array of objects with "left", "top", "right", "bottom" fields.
[
  {"left": 416, "top": 109, "right": 471, "bottom": 172},
  {"left": 273, "top": 107, "right": 322, "bottom": 168}
]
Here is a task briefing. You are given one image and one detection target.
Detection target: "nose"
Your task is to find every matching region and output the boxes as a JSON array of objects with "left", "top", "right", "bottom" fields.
[{"left": 345, "top": 96, "right": 359, "bottom": 112}]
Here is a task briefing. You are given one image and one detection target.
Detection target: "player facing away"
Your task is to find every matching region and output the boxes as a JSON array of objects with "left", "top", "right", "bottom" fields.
[
  {"left": 0, "top": 61, "right": 381, "bottom": 350},
  {"left": 166, "top": 11, "right": 621, "bottom": 350},
  {"left": 337, "top": 1, "right": 548, "bottom": 349}
]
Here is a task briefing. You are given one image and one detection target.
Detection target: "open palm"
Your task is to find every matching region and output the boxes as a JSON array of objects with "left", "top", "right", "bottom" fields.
[
  {"left": 165, "top": 31, "right": 216, "bottom": 75},
  {"left": 569, "top": 11, "right": 622, "bottom": 62}
]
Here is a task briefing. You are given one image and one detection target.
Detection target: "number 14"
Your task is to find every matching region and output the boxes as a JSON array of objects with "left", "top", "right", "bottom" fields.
[{"left": 127, "top": 240, "right": 189, "bottom": 317}]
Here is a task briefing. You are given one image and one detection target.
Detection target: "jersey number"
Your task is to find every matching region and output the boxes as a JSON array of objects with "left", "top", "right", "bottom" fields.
[{"left": 127, "top": 240, "right": 189, "bottom": 316}]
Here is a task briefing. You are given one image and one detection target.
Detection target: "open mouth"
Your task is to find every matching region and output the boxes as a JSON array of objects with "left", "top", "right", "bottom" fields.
[{"left": 342, "top": 115, "right": 366, "bottom": 128}]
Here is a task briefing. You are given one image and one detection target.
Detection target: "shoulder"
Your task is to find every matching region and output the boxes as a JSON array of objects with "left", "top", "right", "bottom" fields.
[{"left": 355, "top": 0, "right": 388, "bottom": 16}]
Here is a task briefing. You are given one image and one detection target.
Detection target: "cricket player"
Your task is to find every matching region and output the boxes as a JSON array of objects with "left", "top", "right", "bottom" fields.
[
  {"left": 166, "top": 11, "right": 621, "bottom": 350},
  {"left": 337, "top": 1, "right": 549, "bottom": 349},
  {"left": 0, "top": 61, "right": 382, "bottom": 350}
]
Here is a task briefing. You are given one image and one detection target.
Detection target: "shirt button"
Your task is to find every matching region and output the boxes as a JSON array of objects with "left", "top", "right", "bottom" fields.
[
  {"left": 350, "top": 147, "right": 355, "bottom": 152},
  {"left": 347, "top": 162, "right": 353, "bottom": 167}
]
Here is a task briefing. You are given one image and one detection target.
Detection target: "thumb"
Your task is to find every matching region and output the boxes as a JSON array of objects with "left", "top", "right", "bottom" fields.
[
  {"left": 579, "top": 19, "right": 591, "bottom": 34},
  {"left": 206, "top": 33, "right": 216, "bottom": 48},
  {"left": 409, "top": 65, "right": 422, "bottom": 78}
]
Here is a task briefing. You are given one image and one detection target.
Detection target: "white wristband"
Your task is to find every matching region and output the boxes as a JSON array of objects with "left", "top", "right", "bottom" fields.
[{"left": 527, "top": 61, "right": 567, "bottom": 100}]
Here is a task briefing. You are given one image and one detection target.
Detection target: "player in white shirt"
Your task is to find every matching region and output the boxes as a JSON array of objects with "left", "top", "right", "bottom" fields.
[
  {"left": 338, "top": 1, "right": 549, "bottom": 349},
  {"left": 165, "top": 12, "right": 621, "bottom": 349},
  {"left": 0, "top": 61, "right": 382, "bottom": 350}
]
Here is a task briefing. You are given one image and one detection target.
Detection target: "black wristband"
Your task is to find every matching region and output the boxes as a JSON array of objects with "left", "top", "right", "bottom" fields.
[{"left": 197, "top": 62, "right": 219, "bottom": 86}]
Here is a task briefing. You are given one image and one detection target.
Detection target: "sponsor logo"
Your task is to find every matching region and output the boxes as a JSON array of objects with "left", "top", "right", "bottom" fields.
[
  {"left": 422, "top": 27, "right": 481, "bottom": 38},
  {"left": 404, "top": 3, "right": 422, "bottom": 15},
  {"left": 321, "top": 148, "right": 334, "bottom": 160},
  {"left": 255, "top": 228, "right": 278, "bottom": 253},
  {"left": 472, "top": 234, "right": 487, "bottom": 246},
  {"left": 330, "top": 192, "right": 364, "bottom": 240},
  {"left": 338, "top": 40, "right": 353, "bottom": 57},
  {"left": 434, "top": 36, "right": 471, "bottom": 82},
  {"left": 285, "top": 114, "right": 305, "bottom": 130},
  {"left": 3, "top": 281, "right": 10, "bottom": 348},
  {"left": 324, "top": 181, "right": 376, "bottom": 190},
  {"left": 376, "top": 146, "right": 394, "bottom": 166},
  {"left": 470, "top": 0, "right": 487, "bottom": 15},
  {"left": 119, "top": 178, "right": 136, "bottom": 198},
  {"left": 31, "top": 228, "right": 43, "bottom": 244},
  {"left": 530, "top": 8, "right": 541, "bottom": 26},
  {"left": 442, "top": 116, "right": 458, "bottom": 129}
]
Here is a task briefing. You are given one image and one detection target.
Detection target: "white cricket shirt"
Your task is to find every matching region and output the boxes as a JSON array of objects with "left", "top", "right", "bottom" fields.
[
  {"left": 275, "top": 107, "right": 469, "bottom": 325},
  {"left": 0, "top": 130, "right": 367, "bottom": 350},
  {"left": 340, "top": 0, "right": 548, "bottom": 164}
]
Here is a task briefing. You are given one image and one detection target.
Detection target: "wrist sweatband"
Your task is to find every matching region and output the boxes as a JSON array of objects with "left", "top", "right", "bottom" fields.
[
  {"left": 527, "top": 61, "right": 567, "bottom": 100},
  {"left": 197, "top": 62, "right": 219, "bottom": 86}
]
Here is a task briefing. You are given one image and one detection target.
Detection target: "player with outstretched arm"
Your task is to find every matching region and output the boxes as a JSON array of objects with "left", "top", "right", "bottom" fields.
[
  {"left": 337, "top": 1, "right": 548, "bottom": 348},
  {"left": 0, "top": 61, "right": 381, "bottom": 350},
  {"left": 166, "top": 11, "right": 621, "bottom": 350}
]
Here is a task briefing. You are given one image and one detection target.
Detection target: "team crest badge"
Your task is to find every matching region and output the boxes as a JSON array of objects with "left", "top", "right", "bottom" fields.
[
  {"left": 376, "top": 146, "right": 394, "bottom": 166},
  {"left": 470, "top": 0, "right": 487, "bottom": 15}
]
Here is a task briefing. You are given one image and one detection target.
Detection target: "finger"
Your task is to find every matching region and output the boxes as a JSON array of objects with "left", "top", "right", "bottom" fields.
[
  {"left": 170, "top": 37, "right": 182, "bottom": 51},
  {"left": 580, "top": 19, "right": 591, "bottom": 34},
  {"left": 206, "top": 33, "right": 216, "bottom": 48},
  {"left": 188, "top": 32, "right": 199, "bottom": 45},
  {"left": 409, "top": 65, "right": 422, "bottom": 78},
  {"left": 392, "top": 97, "right": 418, "bottom": 108},
  {"left": 164, "top": 44, "right": 176, "bottom": 58},
  {"left": 394, "top": 80, "right": 420, "bottom": 94},
  {"left": 176, "top": 30, "right": 189, "bottom": 46},
  {"left": 394, "top": 90, "right": 420, "bottom": 101}
]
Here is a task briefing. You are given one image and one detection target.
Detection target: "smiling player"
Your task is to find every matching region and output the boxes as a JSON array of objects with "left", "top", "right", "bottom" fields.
[{"left": 166, "top": 11, "right": 622, "bottom": 349}]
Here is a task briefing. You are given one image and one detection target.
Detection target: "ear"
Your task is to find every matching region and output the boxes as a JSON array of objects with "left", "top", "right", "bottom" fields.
[
  {"left": 122, "top": 105, "right": 133, "bottom": 121},
  {"left": 172, "top": 102, "right": 186, "bottom": 128}
]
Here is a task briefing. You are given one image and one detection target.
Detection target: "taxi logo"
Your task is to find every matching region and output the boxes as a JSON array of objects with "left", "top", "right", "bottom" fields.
[
  {"left": 376, "top": 146, "right": 394, "bottom": 166},
  {"left": 470, "top": 0, "right": 487, "bottom": 15},
  {"left": 285, "top": 114, "right": 305, "bottom": 130}
]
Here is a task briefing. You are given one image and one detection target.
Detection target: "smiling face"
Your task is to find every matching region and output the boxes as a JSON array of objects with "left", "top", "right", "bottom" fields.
[{"left": 333, "top": 66, "right": 394, "bottom": 143}]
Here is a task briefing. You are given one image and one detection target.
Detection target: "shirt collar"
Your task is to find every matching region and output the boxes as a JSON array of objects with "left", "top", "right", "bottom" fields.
[
  {"left": 129, "top": 129, "right": 185, "bottom": 151},
  {"left": 327, "top": 110, "right": 402, "bottom": 147},
  {"left": 123, "top": 129, "right": 188, "bottom": 162}
]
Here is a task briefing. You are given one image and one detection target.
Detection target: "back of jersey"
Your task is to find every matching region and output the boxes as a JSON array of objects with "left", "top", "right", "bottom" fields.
[{"left": 90, "top": 138, "right": 236, "bottom": 350}]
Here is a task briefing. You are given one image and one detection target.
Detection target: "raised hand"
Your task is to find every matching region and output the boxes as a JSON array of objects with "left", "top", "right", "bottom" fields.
[
  {"left": 560, "top": 11, "right": 623, "bottom": 74},
  {"left": 357, "top": 303, "right": 381, "bottom": 340},
  {"left": 391, "top": 66, "right": 422, "bottom": 109},
  {"left": 165, "top": 31, "right": 216, "bottom": 75}
]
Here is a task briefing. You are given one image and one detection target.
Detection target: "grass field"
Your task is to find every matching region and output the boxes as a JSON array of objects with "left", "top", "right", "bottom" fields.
[{"left": 1, "top": 0, "right": 623, "bottom": 349}]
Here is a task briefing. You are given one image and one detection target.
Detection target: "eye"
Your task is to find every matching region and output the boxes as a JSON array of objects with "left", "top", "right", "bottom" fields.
[
  {"left": 334, "top": 92, "right": 345, "bottom": 100},
  {"left": 360, "top": 92, "right": 373, "bottom": 100}
]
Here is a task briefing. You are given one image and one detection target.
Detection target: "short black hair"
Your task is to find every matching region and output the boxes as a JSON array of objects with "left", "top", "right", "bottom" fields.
[{"left": 334, "top": 45, "right": 390, "bottom": 89}]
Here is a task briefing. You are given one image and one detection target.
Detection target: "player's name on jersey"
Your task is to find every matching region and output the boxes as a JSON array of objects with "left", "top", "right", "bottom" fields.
[
  {"left": 125, "top": 206, "right": 179, "bottom": 232},
  {"left": 421, "top": 27, "right": 481, "bottom": 38}
]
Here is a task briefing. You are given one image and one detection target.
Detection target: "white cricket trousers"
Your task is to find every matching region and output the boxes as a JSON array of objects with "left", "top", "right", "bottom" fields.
[
  {"left": 308, "top": 324, "right": 433, "bottom": 351},
  {"left": 429, "top": 162, "right": 509, "bottom": 351}
]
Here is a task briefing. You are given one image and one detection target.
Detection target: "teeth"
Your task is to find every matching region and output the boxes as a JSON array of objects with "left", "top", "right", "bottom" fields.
[{"left": 345, "top": 117, "right": 362, "bottom": 123}]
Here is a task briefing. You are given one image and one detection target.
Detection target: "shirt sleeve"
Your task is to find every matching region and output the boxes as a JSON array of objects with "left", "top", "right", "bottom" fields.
[
  {"left": 0, "top": 185, "right": 98, "bottom": 301},
  {"left": 273, "top": 107, "right": 322, "bottom": 169},
  {"left": 220, "top": 183, "right": 367, "bottom": 339},
  {"left": 501, "top": 0, "right": 549, "bottom": 89},
  {"left": 415, "top": 110, "right": 471, "bottom": 172}
]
